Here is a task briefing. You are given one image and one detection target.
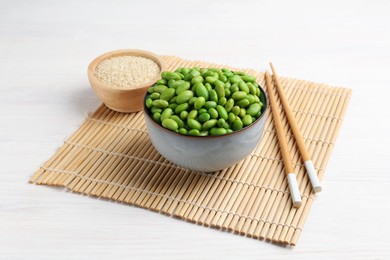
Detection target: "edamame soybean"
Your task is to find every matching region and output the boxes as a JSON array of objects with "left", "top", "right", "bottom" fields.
[{"left": 146, "top": 67, "right": 265, "bottom": 136}]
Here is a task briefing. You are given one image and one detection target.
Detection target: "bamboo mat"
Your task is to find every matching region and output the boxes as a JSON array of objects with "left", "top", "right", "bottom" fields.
[{"left": 29, "top": 56, "right": 352, "bottom": 246}]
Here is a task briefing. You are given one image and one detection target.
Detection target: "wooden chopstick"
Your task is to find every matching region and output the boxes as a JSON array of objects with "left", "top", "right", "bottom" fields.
[
  {"left": 265, "top": 72, "right": 302, "bottom": 208},
  {"left": 269, "top": 63, "right": 322, "bottom": 193}
]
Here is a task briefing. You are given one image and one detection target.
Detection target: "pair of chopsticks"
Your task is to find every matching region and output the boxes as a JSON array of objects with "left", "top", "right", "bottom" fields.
[{"left": 265, "top": 63, "right": 322, "bottom": 208}]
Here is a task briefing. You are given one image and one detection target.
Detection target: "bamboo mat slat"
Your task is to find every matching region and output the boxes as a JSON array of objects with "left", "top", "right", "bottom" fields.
[{"left": 29, "top": 56, "right": 352, "bottom": 246}]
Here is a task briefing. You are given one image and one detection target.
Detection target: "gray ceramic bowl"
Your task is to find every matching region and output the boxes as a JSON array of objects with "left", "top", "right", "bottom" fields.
[{"left": 143, "top": 84, "right": 268, "bottom": 172}]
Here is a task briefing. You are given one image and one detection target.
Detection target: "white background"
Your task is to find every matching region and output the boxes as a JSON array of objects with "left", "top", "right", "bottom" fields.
[{"left": 1, "top": 0, "right": 389, "bottom": 259}]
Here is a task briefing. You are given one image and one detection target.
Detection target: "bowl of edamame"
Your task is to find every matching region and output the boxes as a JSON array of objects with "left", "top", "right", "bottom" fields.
[{"left": 143, "top": 67, "right": 268, "bottom": 172}]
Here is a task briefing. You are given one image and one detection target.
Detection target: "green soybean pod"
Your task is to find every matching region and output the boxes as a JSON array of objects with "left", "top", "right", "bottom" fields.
[
  {"left": 198, "top": 112, "right": 210, "bottom": 123},
  {"left": 230, "top": 84, "right": 239, "bottom": 93},
  {"left": 218, "top": 97, "right": 227, "bottom": 106},
  {"left": 208, "top": 108, "right": 218, "bottom": 119},
  {"left": 247, "top": 82, "right": 257, "bottom": 95},
  {"left": 198, "top": 108, "right": 207, "bottom": 114},
  {"left": 160, "top": 108, "right": 173, "bottom": 122},
  {"left": 232, "top": 118, "right": 243, "bottom": 131},
  {"left": 188, "top": 110, "right": 198, "bottom": 120},
  {"left": 175, "top": 82, "right": 191, "bottom": 94},
  {"left": 202, "top": 119, "right": 217, "bottom": 130},
  {"left": 149, "top": 92, "right": 160, "bottom": 100},
  {"left": 154, "top": 85, "right": 168, "bottom": 94},
  {"left": 217, "top": 118, "right": 226, "bottom": 128},
  {"left": 209, "top": 89, "right": 218, "bottom": 102},
  {"left": 152, "top": 112, "right": 161, "bottom": 123},
  {"left": 224, "top": 98, "right": 234, "bottom": 112},
  {"left": 162, "top": 118, "right": 179, "bottom": 131},
  {"left": 238, "top": 81, "right": 250, "bottom": 94},
  {"left": 195, "top": 82, "right": 209, "bottom": 100},
  {"left": 215, "top": 81, "right": 225, "bottom": 99},
  {"left": 246, "top": 103, "right": 261, "bottom": 117},
  {"left": 180, "top": 110, "right": 189, "bottom": 120},
  {"left": 162, "top": 71, "right": 181, "bottom": 81},
  {"left": 168, "top": 103, "right": 178, "bottom": 110},
  {"left": 168, "top": 79, "right": 184, "bottom": 88},
  {"left": 232, "top": 91, "right": 247, "bottom": 100},
  {"left": 175, "top": 102, "right": 189, "bottom": 114},
  {"left": 176, "top": 90, "right": 194, "bottom": 104},
  {"left": 216, "top": 105, "right": 228, "bottom": 120},
  {"left": 188, "top": 129, "right": 200, "bottom": 136},
  {"left": 205, "top": 76, "right": 218, "bottom": 84},
  {"left": 194, "top": 96, "right": 206, "bottom": 110},
  {"left": 237, "top": 98, "right": 250, "bottom": 108},
  {"left": 210, "top": 127, "right": 227, "bottom": 136},
  {"left": 179, "top": 128, "right": 188, "bottom": 135},
  {"left": 151, "top": 107, "right": 162, "bottom": 114},
  {"left": 204, "top": 101, "right": 217, "bottom": 109},
  {"left": 242, "top": 115, "right": 253, "bottom": 126},
  {"left": 239, "top": 108, "right": 246, "bottom": 117},
  {"left": 146, "top": 98, "right": 153, "bottom": 108},
  {"left": 231, "top": 106, "right": 241, "bottom": 116},
  {"left": 226, "top": 129, "right": 233, "bottom": 134},
  {"left": 241, "top": 75, "right": 256, "bottom": 83},
  {"left": 156, "top": 79, "right": 167, "bottom": 85},
  {"left": 228, "top": 112, "right": 236, "bottom": 123},
  {"left": 160, "top": 88, "right": 175, "bottom": 101},
  {"left": 152, "top": 99, "right": 169, "bottom": 108},
  {"left": 170, "top": 115, "right": 185, "bottom": 128},
  {"left": 187, "top": 118, "right": 202, "bottom": 131},
  {"left": 191, "top": 75, "right": 204, "bottom": 84}
]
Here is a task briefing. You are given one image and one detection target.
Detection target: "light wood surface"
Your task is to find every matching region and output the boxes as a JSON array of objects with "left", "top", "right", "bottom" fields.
[{"left": 1, "top": 0, "right": 390, "bottom": 259}]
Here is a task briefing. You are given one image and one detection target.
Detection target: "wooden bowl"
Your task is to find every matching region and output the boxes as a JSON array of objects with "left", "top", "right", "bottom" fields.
[{"left": 87, "top": 49, "right": 165, "bottom": 113}]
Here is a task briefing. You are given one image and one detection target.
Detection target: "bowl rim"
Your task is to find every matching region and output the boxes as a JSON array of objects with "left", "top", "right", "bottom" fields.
[
  {"left": 143, "top": 78, "right": 268, "bottom": 139},
  {"left": 87, "top": 49, "right": 165, "bottom": 92}
]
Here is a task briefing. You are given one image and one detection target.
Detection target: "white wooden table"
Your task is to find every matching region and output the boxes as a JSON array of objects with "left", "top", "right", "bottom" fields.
[{"left": 1, "top": 0, "right": 389, "bottom": 258}]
